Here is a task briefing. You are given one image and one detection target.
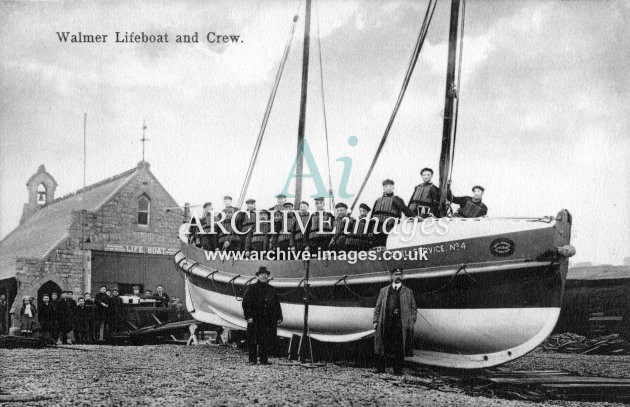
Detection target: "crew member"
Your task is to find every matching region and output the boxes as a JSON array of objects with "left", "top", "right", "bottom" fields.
[
  {"left": 345, "top": 203, "right": 375, "bottom": 251},
  {"left": 242, "top": 267, "right": 283, "bottom": 365},
  {"left": 237, "top": 199, "right": 258, "bottom": 249},
  {"left": 307, "top": 197, "right": 335, "bottom": 253},
  {"left": 199, "top": 202, "right": 219, "bottom": 251},
  {"left": 373, "top": 268, "right": 417, "bottom": 375},
  {"left": 269, "top": 194, "right": 287, "bottom": 212},
  {"left": 449, "top": 185, "right": 488, "bottom": 218},
  {"left": 59, "top": 291, "right": 76, "bottom": 344},
  {"left": 372, "top": 179, "right": 414, "bottom": 247},
  {"left": 223, "top": 195, "right": 234, "bottom": 211},
  {"left": 290, "top": 201, "right": 311, "bottom": 251},
  {"left": 408, "top": 168, "right": 441, "bottom": 218},
  {"left": 245, "top": 210, "right": 272, "bottom": 252},
  {"left": 329, "top": 202, "right": 351, "bottom": 252},
  {"left": 275, "top": 203, "right": 295, "bottom": 252},
  {"left": 219, "top": 207, "right": 242, "bottom": 252}
]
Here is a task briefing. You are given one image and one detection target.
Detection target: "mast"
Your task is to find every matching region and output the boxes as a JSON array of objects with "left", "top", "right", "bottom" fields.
[
  {"left": 294, "top": 0, "right": 312, "bottom": 206},
  {"left": 438, "top": 0, "right": 461, "bottom": 216}
]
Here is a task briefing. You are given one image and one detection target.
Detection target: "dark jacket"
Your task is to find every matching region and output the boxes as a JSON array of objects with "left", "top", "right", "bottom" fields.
[
  {"left": 450, "top": 194, "right": 488, "bottom": 218},
  {"left": 408, "top": 182, "right": 440, "bottom": 217},
  {"left": 74, "top": 305, "right": 92, "bottom": 332},
  {"left": 372, "top": 193, "right": 414, "bottom": 232},
  {"left": 373, "top": 285, "right": 417, "bottom": 357},
  {"left": 242, "top": 281, "right": 283, "bottom": 323},
  {"left": 154, "top": 292, "right": 170, "bottom": 308},
  {"left": 38, "top": 302, "right": 56, "bottom": 331}
]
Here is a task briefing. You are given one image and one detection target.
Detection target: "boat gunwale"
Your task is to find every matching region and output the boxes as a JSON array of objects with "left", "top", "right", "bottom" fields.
[{"left": 175, "top": 250, "right": 559, "bottom": 288}]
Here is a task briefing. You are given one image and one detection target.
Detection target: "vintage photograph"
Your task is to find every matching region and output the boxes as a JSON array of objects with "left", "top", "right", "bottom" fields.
[{"left": 0, "top": 0, "right": 628, "bottom": 405}]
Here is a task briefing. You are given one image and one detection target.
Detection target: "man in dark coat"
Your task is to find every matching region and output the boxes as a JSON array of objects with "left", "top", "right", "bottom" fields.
[
  {"left": 94, "top": 286, "right": 109, "bottom": 342},
  {"left": 74, "top": 298, "right": 92, "bottom": 344},
  {"left": 242, "top": 267, "right": 283, "bottom": 365},
  {"left": 38, "top": 294, "right": 56, "bottom": 340},
  {"left": 372, "top": 179, "right": 414, "bottom": 247},
  {"left": 448, "top": 185, "right": 488, "bottom": 218},
  {"left": 59, "top": 291, "right": 77, "bottom": 344},
  {"left": 107, "top": 289, "right": 125, "bottom": 335},
  {"left": 50, "top": 292, "right": 61, "bottom": 342},
  {"left": 373, "top": 268, "right": 417, "bottom": 375},
  {"left": 408, "top": 168, "right": 441, "bottom": 218},
  {"left": 83, "top": 293, "right": 95, "bottom": 343}
]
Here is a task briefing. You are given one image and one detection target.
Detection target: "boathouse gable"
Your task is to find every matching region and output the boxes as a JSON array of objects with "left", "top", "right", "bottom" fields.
[{"left": 0, "top": 161, "right": 183, "bottom": 327}]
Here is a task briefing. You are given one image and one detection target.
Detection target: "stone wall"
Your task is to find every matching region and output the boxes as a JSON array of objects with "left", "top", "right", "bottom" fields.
[
  {"left": 554, "top": 279, "right": 630, "bottom": 339},
  {"left": 9, "top": 163, "right": 182, "bottom": 326}
]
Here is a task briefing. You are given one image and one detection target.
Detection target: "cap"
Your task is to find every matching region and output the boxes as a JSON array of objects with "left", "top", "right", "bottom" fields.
[
  {"left": 472, "top": 185, "right": 485, "bottom": 192},
  {"left": 382, "top": 179, "right": 394, "bottom": 186},
  {"left": 203, "top": 202, "right": 212, "bottom": 208},
  {"left": 276, "top": 194, "right": 287, "bottom": 199},
  {"left": 314, "top": 197, "right": 325, "bottom": 202},
  {"left": 283, "top": 202, "right": 294, "bottom": 208},
  {"left": 132, "top": 285, "right": 139, "bottom": 290},
  {"left": 245, "top": 199, "right": 256, "bottom": 204},
  {"left": 359, "top": 203, "right": 371, "bottom": 212},
  {"left": 255, "top": 266, "right": 270, "bottom": 276},
  {"left": 223, "top": 196, "right": 233, "bottom": 200},
  {"left": 420, "top": 167, "right": 434, "bottom": 175},
  {"left": 335, "top": 202, "right": 348, "bottom": 209},
  {"left": 299, "top": 201, "right": 309, "bottom": 206},
  {"left": 260, "top": 210, "right": 270, "bottom": 216},
  {"left": 390, "top": 268, "right": 403, "bottom": 274}
]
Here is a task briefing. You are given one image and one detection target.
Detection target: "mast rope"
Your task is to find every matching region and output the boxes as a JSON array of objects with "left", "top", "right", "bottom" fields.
[
  {"left": 350, "top": 0, "right": 438, "bottom": 210},
  {"left": 315, "top": 0, "right": 335, "bottom": 208},
  {"left": 237, "top": 2, "right": 303, "bottom": 208},
  {"left": 448, "top": 0, "right": 466, "bottom": 183}
]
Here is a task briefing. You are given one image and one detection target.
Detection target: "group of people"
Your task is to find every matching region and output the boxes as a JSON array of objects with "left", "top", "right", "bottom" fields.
[
  {"left": 193, "top": 168, "right": 487, "bottom": 253},
  {"left": 17, "top": 284, "right": 170, "bottom": 344},
  {"left": 242, "top": 265, "right": 417, "bottom": 375}
]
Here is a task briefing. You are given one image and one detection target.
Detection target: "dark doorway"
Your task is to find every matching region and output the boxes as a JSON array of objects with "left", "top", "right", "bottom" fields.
[{"left": 38, "top": 281, "right": 62, "bottom": 308}]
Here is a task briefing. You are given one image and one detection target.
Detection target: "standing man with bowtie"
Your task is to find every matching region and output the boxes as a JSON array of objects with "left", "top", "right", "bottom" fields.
[{"left": 373, "top": 268, "right": 417, "bottom": 375}]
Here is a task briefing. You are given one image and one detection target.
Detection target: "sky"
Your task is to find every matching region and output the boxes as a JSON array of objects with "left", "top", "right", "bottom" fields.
[{"left": 0, "top": 0, "right": 628, "bottom": 265}]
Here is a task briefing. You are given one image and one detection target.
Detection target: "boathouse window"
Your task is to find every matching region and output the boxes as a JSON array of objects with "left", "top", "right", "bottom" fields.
[
  {"left": 37, "top": 184, "right": 46, "bottom": 205},
  {"left": 137, "top": 195, "right": 150, "bottom": 226}
]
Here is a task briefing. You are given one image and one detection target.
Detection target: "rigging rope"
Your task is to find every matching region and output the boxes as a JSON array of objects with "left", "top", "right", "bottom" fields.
[
  {"left": 315, "top": 0, "right": 335, "bottom": 209},
  {"left": 237, "top": 2, "right": 303, "bottom": 208},
  {"left": 350, "top": 0, "right": 438, "bottom": 210},
  {"left": 448, "top": 0, "right": 466, "bottom": 182}
]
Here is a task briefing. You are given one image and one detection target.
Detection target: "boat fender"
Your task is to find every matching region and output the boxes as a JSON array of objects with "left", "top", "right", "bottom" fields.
[{"left": 556, "top": 245, "right": 576, "bottom": 257}]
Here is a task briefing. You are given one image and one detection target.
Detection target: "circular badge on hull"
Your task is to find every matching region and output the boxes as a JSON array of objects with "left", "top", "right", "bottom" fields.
[{"left": 490, "top": 238, "right": 515, "bottom": 257}]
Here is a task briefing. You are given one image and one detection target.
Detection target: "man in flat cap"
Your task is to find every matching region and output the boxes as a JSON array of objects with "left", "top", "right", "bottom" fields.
[
  {"left": 237, "top": 199, "right": 258, "bottom": 249},
  {"left": 329, "top": 202, "right": 351, "bottom": 251},
  {"left": 245, "top": 210, "right": 272, "bottom": 253},
  {"left": 275, "top": 202, "right": 295, "bottom": 252},
  {"left": 408, "top": 168, "right": 441, "bottom": 218},
  {"left": 448, "top": 185, "right": 488, "bottom": 218},
  {"left": 219, "top": 206, "right": 242, "bottom": 252},
  {"left": 290, "top": 201, "right": 311, "bottom": 252},
  {"left": 200, "top": 202, "right": 219, "bottom": 251},
  {"left": 223, "top": 196, "right": 234, "bottom": 211},
  {"left": 307, "top": 197, "right": 335, "bottom": 254},
  {"left": 373, "top": 268, "right": 417, "bottom": 375},
  {"left": 242, "top": 267, "right": 283, "bottom": 365},
  {"left": 269, "top": 194, "right": 287, "bottom": 212},
  {"left": 345, "top": 203, "right": 374, "bottom": 251},
  {"left": 372, "top": 179, "right": 414, "bottom": 247}
]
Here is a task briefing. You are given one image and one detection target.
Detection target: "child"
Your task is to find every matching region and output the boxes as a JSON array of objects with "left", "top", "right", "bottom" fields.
[{"left": 20, "top": 296, "right": 37, "bottom": 336}]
